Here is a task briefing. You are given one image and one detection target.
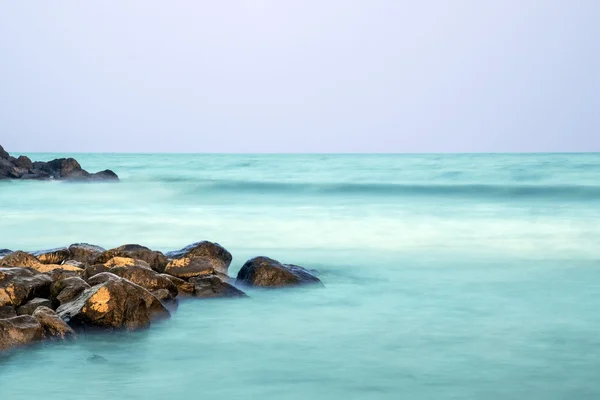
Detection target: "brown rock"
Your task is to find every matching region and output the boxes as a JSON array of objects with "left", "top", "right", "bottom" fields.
[
  {"left": 109, "top": 265, "right": 177, "bottom": 300},
  {"left": 190, "top": 275, "right": 247, "bottom": 298},
  {"left": 31, "top": 247, "right": 71, "bottom": 265},
  {"left": 161, "top": 274, "right": 195, "bottom": 296},
  {"left": 32, "top": 306, "right": 76, "bottom": 340},
  {"left": 68, "top": 243, "right": 106, "bottom": 265},
  {"left": 16, "top": 298, "right": 53, "bottom": 315},
  {"left": 165, "top": 241, "right": 232, "bottom": 274},
  {"left": 164, "top": 257, "right": 215, "bottom": 279},
  {"left": 51, "top": 277, "right": 90, "bottom": 306},
  {"left": 0, "top": 251, "right": 42, "bottom": 268},
  {"left": 0, "top": 315, "right": 43, "bottom": 351},
  {"left": 236, "top": 257, "right": 322, "bottom": 288},
  {"left": 104, "top": 256, "right": 151, "bottom": 269},
  {"left": 29, "top": 264, "right": 83, "bottom": 274},
  {"left": 0, "top": 267, "right": 53, "bottom": 307},
  {"left": 93, "top": 245, "right": 168, "bottom": 273},
  {"left": 83, "top": 264, "right": 110, "bottom": 280},
  {"left": 0, "top": 305, "right": 17, "bottom": 318}
]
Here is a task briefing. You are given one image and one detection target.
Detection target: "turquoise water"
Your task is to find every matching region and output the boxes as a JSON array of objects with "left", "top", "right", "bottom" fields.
[{"left": 1, "top": 153, "right": 600, "bottom": 399}]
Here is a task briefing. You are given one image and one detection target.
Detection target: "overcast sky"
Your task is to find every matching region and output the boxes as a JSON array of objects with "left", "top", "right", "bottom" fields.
[{"left": 0, "top": 1, "right": 598, "bottom": 153}]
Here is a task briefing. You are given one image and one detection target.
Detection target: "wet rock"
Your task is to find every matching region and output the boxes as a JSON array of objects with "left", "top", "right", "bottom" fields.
[
  {"left": 45, "top": 269, "right": 83, "bottom": 282},
  {"left": 190, "top": 275, "right": 247, "bottom": 298},
  {"left": 164, "top": 257, "right": 216, "bottom": 279},
  {"left": 62, "top": 260, "right": 84, "bottom": 268},
  {"left": 236, "top": 257, "right": 322, "bottom": 288},
  {"left": 0, "top": 305, "right": 17, "bottom": 318},
  {"left": 68, "top": 243, "right": 106, "bottom": 265},
  {"left": 57, "top": 277, "right": 170, "bottom": 331},
  {"left": 31, "top": 247, "right": 71, "bottom": 265},
  {"left": 16, "top": 298, "right": 53, "bottom": 315},
  {"left": 50, "top": 277, "right": 90, "bottom": 306},
  {"left": 93, "top": 245, "right": 168, "bottom": 273},
  {"left": 14, "top": 155, "right": 33, "bottom": 170},
  {"left": 109, "top": 265, "right": 177, "bottom": 300},
  {"left": 104, "top": 256, "right": 151, "bottom": 269},
  {"left": 161, "top": 274, "right": 195, "bottom": 296},
  {"left": 0, "top": 251, "right": 42, "bottom": 268},
  {"left": 166, "top": 241, "right": 232, "bottom": 274},
  {"left": 86, "top": 272, "right": 120, "bottom": 286},
  {"left": 83, "top": 264, "right": 110, "bottom": 280},
  {"left": 47, "top": 158, "right": 90, "bottom": 180},
  {"left": 32, "top": 306, "right": 76, "bottom": 340},
  {"left": 0, "top": 267, "right": 53, "bottom": 307},
  {"left": 0, "top": 144, "right": 9, "bottom": 159},
  {"left": 90, "top": 170, "right": 119, "bottom": 181},
  {"left": 0, "top": 315, "right": 43, "bottom": 351}
]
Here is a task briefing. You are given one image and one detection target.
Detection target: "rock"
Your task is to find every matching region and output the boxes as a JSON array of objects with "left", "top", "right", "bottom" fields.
[
  {"left": 0, "top": 267, "right": 53, "bottom": 307},
  {"left": 16, "top": 298, "right": 53, "bottom": 315},
  {"left": 29, "top": 264, "right": 83, "bottom": 274},
  {"left": 14, "top": 155, "right": 33, "bottom": 170},
  {"left": 57, "top": 277, "right": 169, "bottom": 331},
  {"left": 0, "top": 305, "right": 17, "bottom": 318},
  {"left": 83, "top": 264, "right": 110, "bottom": 280},
  {"left": 93, "top": 245, "right": 168, "bottom": 273},
  {"left": 164, "top": 257, "right": 216, "bottom": 279},
  {"left": 47, "top": 158, "right": 89, "bottom": 180},
  {"left": 0, "top": 251, "right": 42, "bottom": 268},
  {"left": 31, "top": 247, "right": 71, "bottom": 265},
  {"left": 0, "top": 249, "right": 12, "bottom": 258},
  {"left": 190, "top": 275, "right": 247, "bottom": 298},
  {"left": 236, "top": 257, "right": 322, "bottom": 288},
  {"left": 104, "top": 256, "right": 151, "bottom": 269},
  {"left": 45, "top": 269, "right": 83, "bottom": 282},
  {"left": 0, "top": 158, "right": 25, "bottom": 179},
  {"left": 32, "top": 306, "right": 76, "bottom": 340},
  {"left": 0, "top": 315, "right": 43, "bottom": 351},
  {"left": 0, "top": 144, "right": 9, "bottom": 159},
  {"left": 165, "top": 241, "right": 232, "bottom": 274},
  {"left": 90, "top": 170, "right": 119, "bottom": 181},
  {"left": 86, "top": 272, "right": 120, "bottom": 286},
  {"left": 87, "top": 354, "right": 108, "bottom": 363},
  {"left": 20, "top": 171, "right": 51, "bottom": 180},
  {"left": 62, "top": 260, "right": 84, "bottom": 268},
  {"left": 68, "top": 243, "right": 106, "bottom": 264},
  {"left": 50, "top": 277, "right": 90, "bottom": 306},
  {"left": 109, "top": 265, "right": 177, "bottom": 300},
  {"left": 161, "top": 274, "right": 195, "bottom": 296}
]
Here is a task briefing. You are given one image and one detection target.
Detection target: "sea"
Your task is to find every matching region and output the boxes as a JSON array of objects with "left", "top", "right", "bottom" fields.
[{"left": 1, "top": 153, "right": 599, "bottom": 399}]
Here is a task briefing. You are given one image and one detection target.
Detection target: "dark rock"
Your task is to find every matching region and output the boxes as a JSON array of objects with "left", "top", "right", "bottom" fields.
[
  {"left": 47, "top": 158, "right": 89, "bottom": 180},
  {"left": 103, "top": 256, "right": 152, "bottom": 269},
  {"left": 0, "top": 249, "right": 12, "bottom": 258},
  {"left": 164, "top": 257, "right": 216, "bottom": 279},
  {"left": 93, "top": 245, "right": 168, "bottom": 273},
  {"left": 190, "top": 275, "right": 247, "bottom": 298},
  {"left": 31, "top": 247, "right": 71, "bottom": 265},
  {"left": 14, "top": 155, "right": 33, "bottom": 170},
  {"left": 0, "top": 158, "right": 26, "bottom": 179},
  {"left": 0, "top": 305, "right": 17, "bottom": 319},
  {"left": 165, "top": 241, "right": 232, "bottom": 274},
  {"left": 90, "top": 170, "right": 119, "bottom": 181},
  {"left": 86, "top": 272, "right": 120, "bottom": 286},
  {"left": 109, "top": 265, "right": 177, "bottom": 300},
  {"left": 0, "top": 315, "right": 43, "bottom": 351},
  {"left": 20, "top": 171, "right": 51, "bottom": 180},
  {"left": 50, "top": 277, "right": 90, "bottom": 306},
  {"left": 0, "top": 267, "right": 53, "bottom": 307},
  {"left": 161, "top": 274, "right": 195, "bottom": 296},
  {"left": 236, "top": 257, "right": 322, "bottom": 288},
  {"left": 45, "top": 268, "right": 83, "bottom": 282},
  {"left": 87, "top": 354, "right": 108, "bottom": 363},
  {"left": 57, "top": 277, "right": 170, "bottom": 331},
  {"left": 83, "top": 264, "right": 110, "bottom": 280},
  {"left": 32, "top": 306, "right": 76, "bottom": 340},
  {"left": 0, "top": 144, "right": 9, "bottom": 159},
  {"left": 0, "top": 251, "right": 41, "bottom": 268},
  {"left": 69, "top": 243, "right": 106, "bottom": 265},
  {"left": 16, "top": 298, "right": 53, "bottom": 315}
]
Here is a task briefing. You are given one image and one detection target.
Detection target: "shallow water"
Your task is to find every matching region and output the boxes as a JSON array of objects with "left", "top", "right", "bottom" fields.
[{"left": 1, "top": 153, "right": 600, "bottom": 399}]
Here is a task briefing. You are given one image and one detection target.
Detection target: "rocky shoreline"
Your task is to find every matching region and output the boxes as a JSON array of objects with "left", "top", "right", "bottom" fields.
[
  {"left": 0, "top": 241, "right": 322, "bottom": 351},
  {"left": 0, "top": 144, "right": 118, "bottom": 181}
]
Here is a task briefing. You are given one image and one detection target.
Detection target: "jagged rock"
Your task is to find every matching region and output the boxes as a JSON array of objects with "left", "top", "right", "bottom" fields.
[
  {"left": 68, "top": 243, "right": 106, "bottom": 264},
  {"left": 16, "top": 298, "right": 53, "bottom": 315},
  {"left": 190, "top": 275, "right": 247, "bottom": 298},
  {"left": 161, "top": 274, "right": 195, "bottom": 296},
  {"left": 50, "top": 277, "right": 90, "bottom": 306},
  {"left": 0, "top": 267, "right": 53, "bottom": 307},
  {"left": 0, "top": 144, "right": 9, "bottom": 159},
  {"left": 165, "top": 241, "right": 232, "bottom": 274},
  {"left": 164, "top": 257, "right": 216, "bottom": 279},
  {"left": 57, "top": 277, "right": 169, "bottom": 331},
  {"left": 0, "top": 315, "right": 43, "bottom": 351},
  {"left": 93, "top": 245, "right": 168, "bottom": 273},
  {"left": 0, "top": 305, "right": 17, "bottom": 318},
  {"left": 109, "top": 265, "right": 177, "bottom": 300},
  {"left": 0, "top": 251, "right": 41, "bottom": 268},
  {"left": 104, "top": 256, "right": 151, "bottom": 269},
  {"left": 32, "top": 306, "right": 76, "bottom": 340},
  {"left": 236, "top": 257, "right": 322, "bottom": 288},
  {"left": 31, "top": 247, "right": 71, "bottom": 265}
]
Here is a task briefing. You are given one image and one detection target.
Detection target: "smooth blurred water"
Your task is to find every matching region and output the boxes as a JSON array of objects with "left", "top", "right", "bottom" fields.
[{"left": 1, "top": 153, "right": 600, "bottom": 399}]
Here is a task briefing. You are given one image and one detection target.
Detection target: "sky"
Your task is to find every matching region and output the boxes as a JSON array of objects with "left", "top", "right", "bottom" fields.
[{"left": 0, "top": 0, "right": 598, "bottom": 153}]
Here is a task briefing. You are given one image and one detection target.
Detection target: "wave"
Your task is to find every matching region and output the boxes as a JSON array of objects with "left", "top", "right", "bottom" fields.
[{"left": 183, "top": 180, "right": 600, "bottom": 200}]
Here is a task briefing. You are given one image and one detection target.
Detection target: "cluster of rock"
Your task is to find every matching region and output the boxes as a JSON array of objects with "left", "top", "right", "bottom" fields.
[
  {"left": 0, "top": 241, "right": 321, "bottom": 351},
  {"left": 0, "top": 144, "right": 118, "bottom": 181}
]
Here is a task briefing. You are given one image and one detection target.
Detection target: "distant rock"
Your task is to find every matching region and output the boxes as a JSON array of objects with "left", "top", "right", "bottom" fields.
[
  {"left": 0, "top": 249, "right": 12, "bottom": 258},
  {"left": 31, "top": 247, "right": 71, "bottom": 265},
  {"left": 0, "top": 144, "right": 9, "bottom": 159},
  {"left": 236, "top": 257, "right": 322, "bottom": 288},
  {"left": 14, "top": 155, "right": 33, "bottom": 170},
  {"left": 90, "top": 170, "right": 119, "bottom": 181},
  {"left": 0, "top": 251, "right": 41, "bottom": 268},
  {"left": 68, "top": 243, "right": 106, "bottom": 265}
]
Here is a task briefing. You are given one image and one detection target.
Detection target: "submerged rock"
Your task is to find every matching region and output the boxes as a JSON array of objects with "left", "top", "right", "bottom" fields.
[
  {"left": 236, "top": 257, "right": 322, "bottom": 288},
  {"left": 57, "top": 277, "right": 169, "bottom": 331},
  {"left": 0, "top": 267, "right": 53, "bottom": 307},
  {"left": 165, "top": 241, "right": 232, "bottom": 274},
  {"left": 0, "top": 315, "right": 43, "bottom": 351},
  {"left": 16, "top": 298, "right": 53, "bottom": 315},
  {"left": 68, "top": 243, "right": 106, "bottom": 265},
  {"left": 93, "top": 245, "right": 168, "bottom": 273},
  {"left": 190, "top": 275, "right": 247, "bottom": 298},
  {"left": 31, "top": 247, "right": 71, "bottom": 265}
]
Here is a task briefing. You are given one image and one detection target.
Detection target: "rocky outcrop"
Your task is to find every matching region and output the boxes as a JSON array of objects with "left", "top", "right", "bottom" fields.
[
  {"left": 57, "top": 277, "right": 169, "bottom": 331},
  {"left": 68, "top": 243, "right": 106, "bottom": 265},
  {"left": 0, "top": 145, "right": 118, "bottom": 181},
  {"left": 16, "top": 298, "right": 53, "bottom": 315},
  {"left": 165, "top": 241, "right": 232, "bottom": 274},
  {"left": 190, "top": 275, "right": 247, "bottom": 298},
  {"left": 0, "top": 315, "right": 43, "bottom": 351},
  {"left": 0, "top": 268, "right": 53, "bottom": 307},
  {"left": 236, "top": 257, "right": 322, "bottom": 288},
  {"left": 93, "top": 245, "right": 168, "bottom": 273},
  {"left": 31, "top": 247, "right": 71, "bottom": 265}
]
